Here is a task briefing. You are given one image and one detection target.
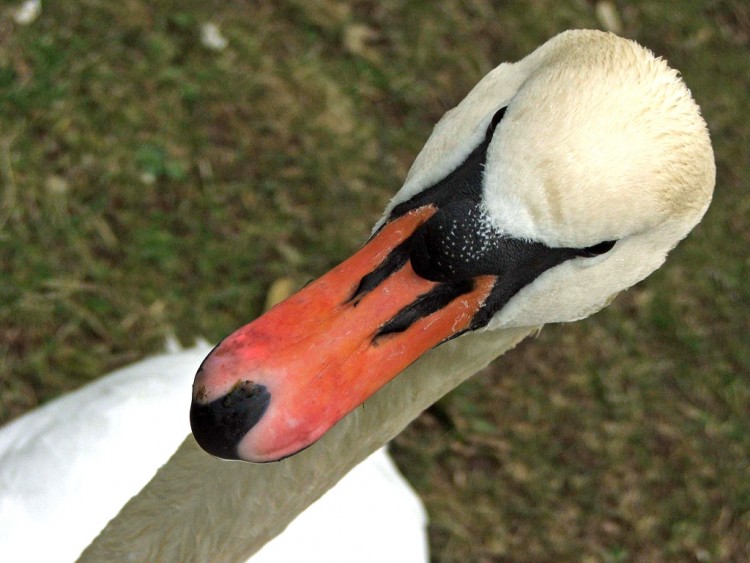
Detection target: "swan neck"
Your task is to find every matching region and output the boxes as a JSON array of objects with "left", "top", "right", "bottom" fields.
[{"left": 79, "top": 326, "right": 531, "bottom": 561}]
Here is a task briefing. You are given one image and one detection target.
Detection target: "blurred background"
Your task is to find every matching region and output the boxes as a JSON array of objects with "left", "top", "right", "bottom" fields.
[{"left": 1, "top": 1, "right": 748, "bottom": 561}]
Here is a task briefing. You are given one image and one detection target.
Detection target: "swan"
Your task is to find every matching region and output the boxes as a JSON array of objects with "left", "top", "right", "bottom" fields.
[
  {"left": 14, "top": 29, "right": 715, "bottom": 561},
  {"left": 0, "top": 341, "right": 428, "bottom": 562}
]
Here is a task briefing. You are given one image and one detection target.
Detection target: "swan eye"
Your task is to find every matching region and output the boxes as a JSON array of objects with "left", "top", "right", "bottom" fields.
[
  {"left": 579, "top": 240, "right": 616, "bottom": 258},
  {"left": 486, "top": 106, "right": 507, "bottom": 137}
]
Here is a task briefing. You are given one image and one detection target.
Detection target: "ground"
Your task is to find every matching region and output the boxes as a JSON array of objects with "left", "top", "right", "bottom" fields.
[{"left": 1, "top": 1, "right": 748, "bottom": 561}]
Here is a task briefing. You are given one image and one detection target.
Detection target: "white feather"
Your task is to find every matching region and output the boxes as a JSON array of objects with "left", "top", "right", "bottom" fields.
[{"left": 0, "top": 345, "right": 427, "bottom": 562}]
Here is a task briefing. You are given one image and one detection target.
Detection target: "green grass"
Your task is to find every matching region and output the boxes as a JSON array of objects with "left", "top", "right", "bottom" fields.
[{"left": 2, "top": 1, "right": 748, "bottom": 561}]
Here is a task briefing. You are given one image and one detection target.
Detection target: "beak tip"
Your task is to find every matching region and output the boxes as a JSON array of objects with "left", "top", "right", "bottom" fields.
[{"left": 190, "top": 379, "right": 271, "bottom": 461}]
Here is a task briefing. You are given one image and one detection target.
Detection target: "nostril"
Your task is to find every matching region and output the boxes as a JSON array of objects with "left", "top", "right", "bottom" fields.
[{"left": 190, "top": 380, "right": 271, "bottom": 460}]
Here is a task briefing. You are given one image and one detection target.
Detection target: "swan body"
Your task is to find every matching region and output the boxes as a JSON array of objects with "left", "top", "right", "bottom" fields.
[
  {"left": 11, "top": 29, "right": 713, "bottom": 560},
  {"left": 0, "top": 344, "right": 427, "bottom": 562}
]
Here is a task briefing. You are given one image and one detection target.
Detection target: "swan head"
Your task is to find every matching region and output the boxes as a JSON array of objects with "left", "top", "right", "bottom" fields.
[
  {"left": 383, "top": 29, "right": 714, "bottom": 329},
  {"left": 190, "top": 30, "right": 714, "bottom": 463}
]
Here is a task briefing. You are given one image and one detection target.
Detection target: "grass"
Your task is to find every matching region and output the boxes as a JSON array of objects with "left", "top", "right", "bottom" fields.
[{"left": 1, "top": 0, "right": 748, "bottom": 561}]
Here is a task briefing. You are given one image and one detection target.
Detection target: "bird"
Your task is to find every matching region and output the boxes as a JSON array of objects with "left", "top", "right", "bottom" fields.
[
  {"left": 12, "top": 29, "right": 717, "bottom": 561},
  {"left": 0, "top": 340, "right": 428, "bottom": 562}
]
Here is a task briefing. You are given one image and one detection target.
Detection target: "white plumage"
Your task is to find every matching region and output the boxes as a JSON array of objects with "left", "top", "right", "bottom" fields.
[{"left": 0, "top": 342, "right": 427, "bottom": 562}]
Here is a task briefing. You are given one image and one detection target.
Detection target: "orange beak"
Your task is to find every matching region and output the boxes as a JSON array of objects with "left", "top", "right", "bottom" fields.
[{"left": 190, "top": 206, "right": 496, "bottom": 462}]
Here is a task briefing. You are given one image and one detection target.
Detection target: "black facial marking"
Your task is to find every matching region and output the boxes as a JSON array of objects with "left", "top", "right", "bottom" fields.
[
  {"left": 409, "top": 203, "right": 500, "bottom": 282},
  {"left": 352, "top": 104, "right": 618, "bottom": 341},
  {"left": 387, "top": 106, "right": 506, "bottom": 223},
  {"left": 488, "top": 105, "right": 507, "bottom": 132},
  {"left": 467, "top": 243, "right": 584, "bottom": 332},
  {"left": 349, "top": 237, "right": 412, "bottom": 303},
  {"left": 374, "top": 279, "right": 475, "bottom": 339}
]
